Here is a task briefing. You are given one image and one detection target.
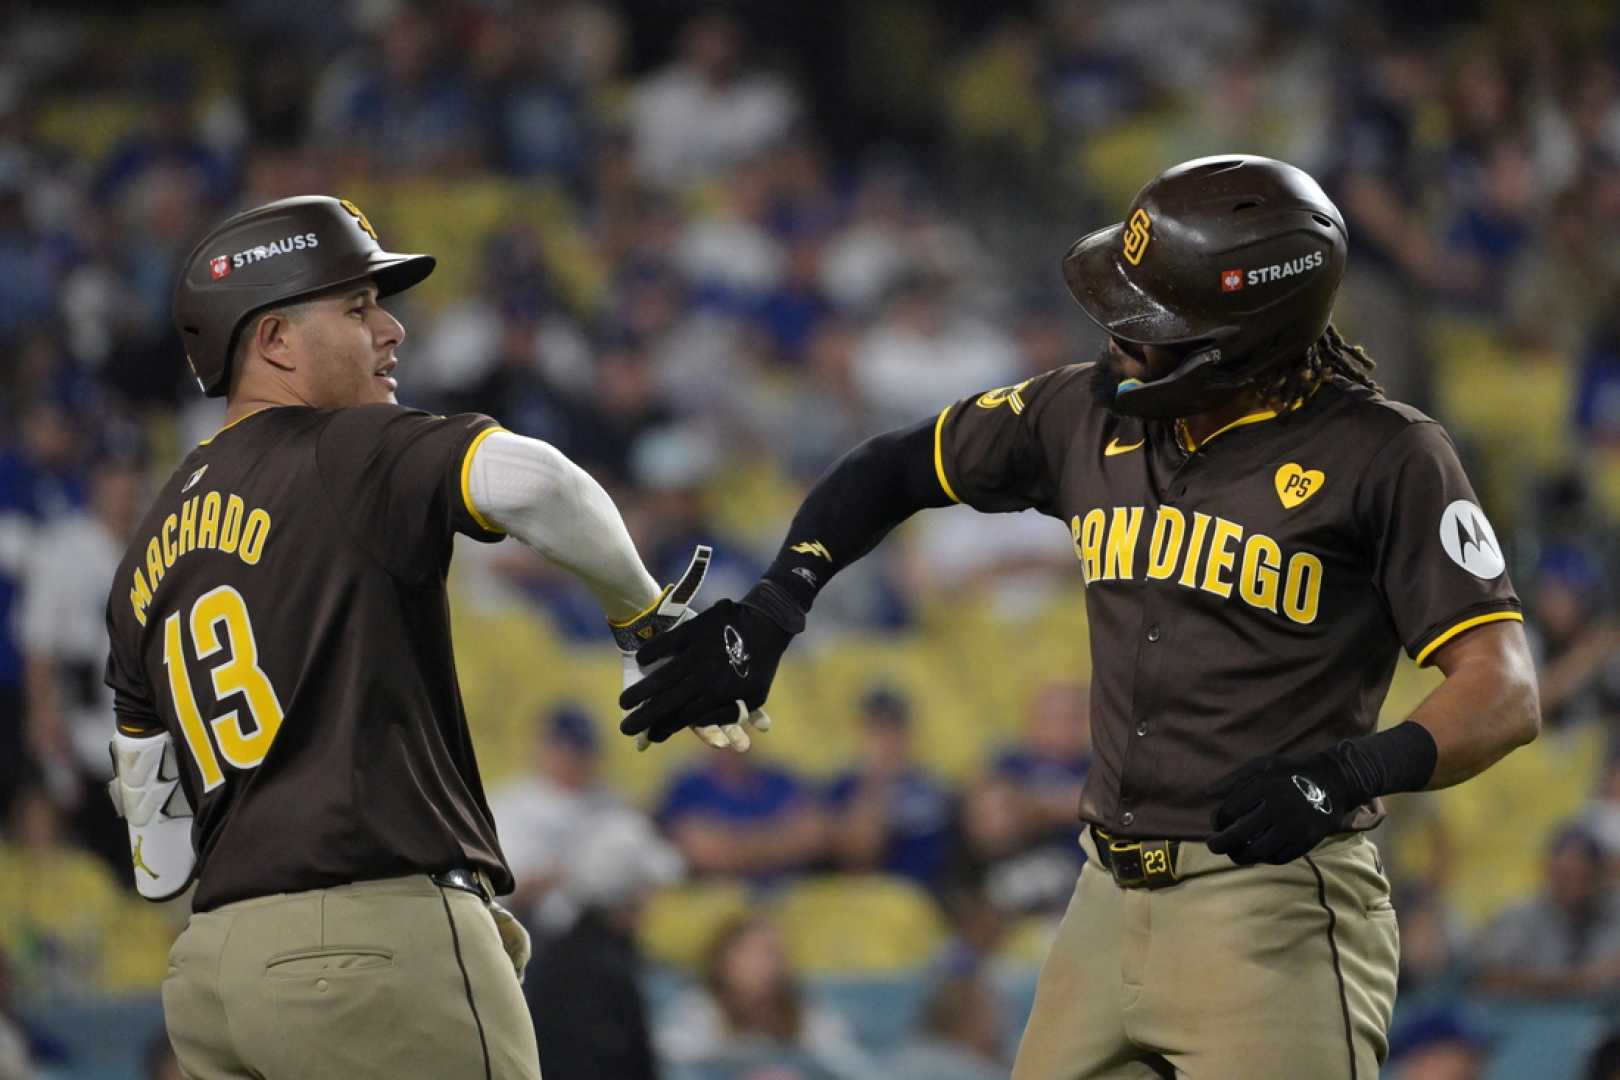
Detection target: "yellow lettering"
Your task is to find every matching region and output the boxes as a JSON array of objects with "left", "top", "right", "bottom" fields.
[
  {"left": 146, "top": 536, "right": 165, "bottom": 588},
  {"left": 1079, "top": 508, "right": 1106, "bottom": 584},
  {"left": 178, "top": 496, "right": 198, "bottom": 556},
  {"left": 1177, "top": 512, "right": 1212, "bottom": 588},
  {"left": 1283, "top": 553, "right": 1323, "bottom": 624},
  {"left": 219, "top": 495, "right": 245, "bottom": 555},
  {"left": 1201, "top": 518, "right": 1245, "bottom": 599},
  {"left": 1146, "top": 507, "right": 1186, "bottom": 580},
  {"left": 1239, "top": 533, "right": 1282, "bottom": 613},
  {"left": 129, "top": 569, "right": 152, "bottom": 627},
  {"left": 239, "top": 510, "right": 272, "bottom": 565},
  {"left": 161, "top": 514, "right": 178, "bottom": 569},
  {"left": 1102, "top": 507, "right": 1144, "bottom": 581},
  {"left": 198, "top": 491, "right": 221, "bottom": 550}
]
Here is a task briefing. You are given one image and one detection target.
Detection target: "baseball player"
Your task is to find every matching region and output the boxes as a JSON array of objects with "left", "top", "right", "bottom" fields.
[
  {"left": 621, "top": 155, "right": 1541, "bottom": 1078},
  {"left": 102, "top": 195, "right": 757, "bottom": 1080}
]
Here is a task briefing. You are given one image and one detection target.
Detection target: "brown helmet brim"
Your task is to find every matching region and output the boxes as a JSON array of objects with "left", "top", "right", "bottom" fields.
[
  {"left": 1062, "top": 225, "right": 1208, "bottom": 347},
  {"left": 367, "top": 251, "right": 436, "bottom": 298}
]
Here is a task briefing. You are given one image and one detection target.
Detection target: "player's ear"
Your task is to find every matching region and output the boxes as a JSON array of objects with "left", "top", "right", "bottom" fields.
[{"left": 250, "top": 310, "right": 298, "bottom": 375}]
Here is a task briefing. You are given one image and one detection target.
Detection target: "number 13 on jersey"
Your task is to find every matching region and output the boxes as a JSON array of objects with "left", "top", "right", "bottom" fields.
[{"left": 161, "top": 585, "right": 285, "bottom": 791}]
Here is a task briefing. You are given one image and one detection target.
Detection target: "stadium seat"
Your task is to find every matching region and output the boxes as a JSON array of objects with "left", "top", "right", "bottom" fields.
[
  {"left": 639, "top": 880, "right": 753, "bottom": 971},
  {"left": 770, "top": 874, "right": 946, "bottom": 976}
]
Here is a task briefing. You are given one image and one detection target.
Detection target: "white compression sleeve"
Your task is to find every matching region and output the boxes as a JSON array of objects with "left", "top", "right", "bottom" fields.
[{"left": 466, "top": 431, "right": 660, "bottom": 621}]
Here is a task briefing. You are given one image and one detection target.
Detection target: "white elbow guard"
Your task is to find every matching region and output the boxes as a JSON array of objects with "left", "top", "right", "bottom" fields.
[{"left": 107, "top": 729, "right": 197, "bottom": 901}]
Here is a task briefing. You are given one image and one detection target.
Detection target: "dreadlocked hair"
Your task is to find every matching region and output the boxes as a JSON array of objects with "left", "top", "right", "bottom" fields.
[{"left": 1254, "top": 322, "right": 1381, "bottom": 412}]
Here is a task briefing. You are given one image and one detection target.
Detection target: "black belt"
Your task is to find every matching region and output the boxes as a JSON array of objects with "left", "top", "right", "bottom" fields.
[
  {"left": 1090, "top": 826, "right": 1181, "bottom": 890},
  {"left": 431, "top": 868, "right": 493, "bottom": 902}
]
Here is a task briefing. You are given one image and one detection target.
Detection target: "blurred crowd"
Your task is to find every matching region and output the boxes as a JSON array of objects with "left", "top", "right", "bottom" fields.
[{"left": 5, "top": 0, "right": 1620, "bottom": 1076}]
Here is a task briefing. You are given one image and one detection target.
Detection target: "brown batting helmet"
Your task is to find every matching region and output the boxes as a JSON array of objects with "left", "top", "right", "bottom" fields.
[
  {"left": 172, "top": 196, "right": 435, "bottom": 397},
  {"left": 1062, "top": 155, "right": 1347, "bottom": 419}
]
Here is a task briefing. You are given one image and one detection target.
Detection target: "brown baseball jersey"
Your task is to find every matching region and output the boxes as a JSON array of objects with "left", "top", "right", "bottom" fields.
[
  {"left": 934, "top": 365, "right": 1522, "bottom": 839},
  {"left": 104, "top": 404, "right": 512, "bottom": 910}
]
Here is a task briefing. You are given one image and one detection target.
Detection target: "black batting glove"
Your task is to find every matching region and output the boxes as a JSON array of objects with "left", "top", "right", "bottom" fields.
[
  {"left": 618, "top": 591, "right": 793, "bottom": 747},
  {"left": 1207, "top": 748, "right": 1362, "bottom": 866}
]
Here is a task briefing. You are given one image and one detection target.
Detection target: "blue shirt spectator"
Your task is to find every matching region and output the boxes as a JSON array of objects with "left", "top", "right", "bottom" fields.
[
  {"left": 823, "top": 687, "right": 955, "bottom": 890},
  {"left": 657, "top": 753, "right": 826, "bottom": 886}
]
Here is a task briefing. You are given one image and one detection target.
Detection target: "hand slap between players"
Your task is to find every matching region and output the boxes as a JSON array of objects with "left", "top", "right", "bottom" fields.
[
  {"left": 619, "top": 593, "right": 791, "bottom": 748},
  {"left": 613, "top": 546, "right": 769, "bottom": 753}
]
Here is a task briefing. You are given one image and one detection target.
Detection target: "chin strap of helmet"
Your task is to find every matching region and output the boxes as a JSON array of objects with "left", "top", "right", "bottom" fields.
[{"left": 1112, "top": 344, "right": 1296, "bottom": 420}]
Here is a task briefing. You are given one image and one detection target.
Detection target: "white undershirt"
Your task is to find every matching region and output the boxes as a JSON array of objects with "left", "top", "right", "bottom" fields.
[{"left": 464, "top": 431, "right": 660, "bottom": 622}]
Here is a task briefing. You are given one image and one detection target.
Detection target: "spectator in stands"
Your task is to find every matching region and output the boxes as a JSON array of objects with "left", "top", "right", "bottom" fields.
[
  {"left": 628, "top": 11, "right": 799, "bottom": 188},
  {"left": 1587, "top": 1028, "right": 1620, "bottom": 1080},
  {"left": 20, "top": 439, "right": 145, "bottom": 874},
  {"left": 1575, "top": 297, "right": 1620, "bottom": 446},
  {"left": 144, "top": 1028, "right": 184, "bottom": 1080},
  {"left": 0, "top": 786, "right": 125, "bottom": 998},
  {"left": 1474, "top": 824, "right": 1620, "bottom": 997},
  {"left": 1395, "top": 886, "right": 1466, "bottom": 993},
  {"left": 416, "top": 227, "right": 593, "bottom": 410},
  {"left": 1582, "top": 755, "right": 1620, "bottom": 859},
  {"left": 1523, "top": 544, "right": 1620, "bottom": 731},
  {"left": 488, "top": 704, "right": 633, "bottom": 934},
  {"left": 955, "top": 680, "right": 1092, "bottom": 916},
  {"left": 851, "top": 269, "right": 1020, "bottom": 428},
  {"left": 656, "top": 747, "right": 827, "bottom": 886},
  {"left": 528, "top": 809, "right": 682, "bottom": 1080},
  {"left": 886, "top": 971, "right": 1007, "bottom": 1080},
  {"left": 0, "top": 949, "right": 33, "bottom": 1080},
  {"left": 1385, "top": 1006, "right": 1490, "bottom": 1080},
  {"left": 311, "top": 2, "right": 481, "bottom": 172},
  {"left": 625, "top": 425, "right": 762, "bottom": 603},
  {"left": 655, "top": 915, "right": 877, "bottom": 1079},
  {"left": 0, "top": 150, "right": 62, "bottom": 344},
  {"left": 994, "top": 679, "right": 1092, "bottom": 836},
  {"left": 934, "top": 865, "right": 1008, "bottom": 974},
  {"left": 823, "top": 687, "right": 955, "bottom": 891},
  {"left": 1328, "top": 30, "right": 1449, "bottom": 403},
  {"left": 0, "top": 389, "right": 83, "bottom": 815},
  {"left": 1441, "top": 138, "right": 1540, "bottom": 311}
]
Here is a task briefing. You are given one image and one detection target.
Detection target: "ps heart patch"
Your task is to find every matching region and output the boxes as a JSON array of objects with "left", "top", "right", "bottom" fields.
[{"left": 1274, "top": 463, "right": 1324, "bottom": 509}]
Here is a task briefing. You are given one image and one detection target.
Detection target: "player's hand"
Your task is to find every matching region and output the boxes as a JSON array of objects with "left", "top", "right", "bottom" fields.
[
  {"left": 487, "top": 900, "right": 531, "bottom": 984},
  {"left": 618, "top": 591, "right": 791, "bottom": 747},
  {"left": 1207, "top": 749, "right": 1358, "bottom": 865},
  {"left": 613, "top": 546, "right": 765, "bottom": 753}
]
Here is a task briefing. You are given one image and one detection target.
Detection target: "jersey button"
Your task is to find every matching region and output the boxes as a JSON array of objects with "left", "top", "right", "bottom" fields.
[
  {"left": 1146, "top": 624, "right": 1161, "bottom": 643},
  {"left": 1135, "top": 721, "right": 1148, "bottom": 737},
  {"left": 1121, "top": 810, "right": 1136, "bottom": 827}
]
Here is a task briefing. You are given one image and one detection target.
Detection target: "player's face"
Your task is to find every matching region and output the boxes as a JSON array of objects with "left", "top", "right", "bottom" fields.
[{"left": 292, "top": 283, "right": 406, "bottom": 408}]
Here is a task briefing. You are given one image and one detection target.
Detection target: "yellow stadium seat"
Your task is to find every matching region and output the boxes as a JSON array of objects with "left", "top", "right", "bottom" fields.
[
  {"left": 1428, "top": 317, "right": 1576, "bottom": 523},
  {"left": 1430, "top": 721, "right": 1607, "bottom": 928},
  {"left": 994, "top": 912, "right": 1061, "bottom": 970},
  {"left": 770, "top": 874, "right": 946, "bottom": 976},
  {"left": 638, "top": 880, "right": 753, "bottom": 971}
]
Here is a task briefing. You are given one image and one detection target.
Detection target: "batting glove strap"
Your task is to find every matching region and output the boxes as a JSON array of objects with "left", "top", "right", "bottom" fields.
[
  {"left": 1206, "top": 749, "right": 1361, "bottom": 866},
  {"left": 609, "top": 545, "right": 712, "bottom": 654}
]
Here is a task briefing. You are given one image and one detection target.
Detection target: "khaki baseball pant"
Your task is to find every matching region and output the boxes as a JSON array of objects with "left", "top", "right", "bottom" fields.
[
  {"left": 162, "top": 874, "right": 541, "bottom": 1079},
  {"left": 1011, "top": 830, "right": 1399, "bottom": 1080}
]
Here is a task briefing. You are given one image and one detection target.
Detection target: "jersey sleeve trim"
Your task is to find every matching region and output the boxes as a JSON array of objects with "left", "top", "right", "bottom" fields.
[
  {"left": 933, "top": 406, "right": 961, "bottom": 504},
  {"left": 460, "top": 425, "right": 508, "bottom": 535},
  {"left": 1413, "top": 609, "right": 1524, "bottom": 666}
]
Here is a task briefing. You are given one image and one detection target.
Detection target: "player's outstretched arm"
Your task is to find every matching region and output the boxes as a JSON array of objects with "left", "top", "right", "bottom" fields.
[
  {"left": 464, "top": 430, "right": 750, "bottom": 751},
  {"left": 466, "top": 430, "right": 661, "bottom": 619},
  {"left": 619, "top": 416, "right": 953, "bottom": 746}
]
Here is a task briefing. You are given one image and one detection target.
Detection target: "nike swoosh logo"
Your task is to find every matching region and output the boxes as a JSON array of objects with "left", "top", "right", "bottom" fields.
[{"left": 1104, "top": 437, "right": 1145, "bottom": 457}]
